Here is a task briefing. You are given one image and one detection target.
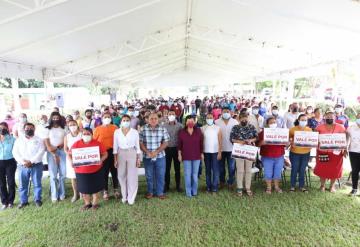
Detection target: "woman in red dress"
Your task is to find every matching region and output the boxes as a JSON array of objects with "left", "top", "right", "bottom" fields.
[{"left": 314, "top": 108, "right": 346, "bottom": 193}]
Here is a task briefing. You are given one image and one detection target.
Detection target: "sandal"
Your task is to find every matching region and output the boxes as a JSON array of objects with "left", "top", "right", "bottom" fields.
[
  {"left": 114, "top": 190, "right": 121, "bottom": 199},
  {"left": 103, "top": 191, "right": 109, "bottom": 201},
  {"left": 320, "top": 186, "right": 325, "bottom": 192},
  {"left": 330, "top": 187, "right": 336, "bottom": 193},
  {"left": 92, "top": 204, "right": 100, "bottom": 211},
  {"left": 274, "top": 188, "right": 283, "bottom": 193},
  {"left": 236, "top": 189, "right": 243, "bottom": 197},
  {"left": 300, "top": 188, "right": 308, "bottom": 193},
  {"left": 80, "top": 204, "right": 92, "bottom": 211},
  {"left": 246, "top": 190, "right": 253, "bottom": 197},
  {"left": 265, "top": 188, "right": 272, "bottom": 194},
  {"left": 290, "top": 188, "right": 295, "bottom": 193}
]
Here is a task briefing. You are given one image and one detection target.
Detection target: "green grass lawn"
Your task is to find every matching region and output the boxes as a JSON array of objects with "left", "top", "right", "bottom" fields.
[{"left": 0, "top": 173, "right": 359, "bottom": 247}]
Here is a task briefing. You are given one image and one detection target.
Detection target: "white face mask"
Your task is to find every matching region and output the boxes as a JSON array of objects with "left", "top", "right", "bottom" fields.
[
  {"left": 69, "top": 126, "right": 78, "bottom": 133},
  {"left": 82, "top": 135, "right": 92, "bottom": 143},
  {"left": 40, "top": 119, "right": 46, "bottom": 125},
  {"left": 134, "top": 111, "right": 139, "bottom": 117},
  {"left": 272, "top": 110, "right": 279, "bottom": 116},
  {"left": 128, "top": 111, "right": 134, "bottom": 117},
  {"left": 269, "top": 123, "right": 277, "bottom": 129},
  {"left": 222, "top": 112, "right": 231, "bottom": 120},
  {"left": 168, "top": 115, "right": 176, "bottom": 122},
  {"left": 103, "top": 118, "right": 111, "bottom": 125},
  {"left": 206, "top": 119, "right": 214, "bottom": 126},
  {"left": 299, "top": 120, "right": 307, "bottom": 128},
  {"left": 95, "top": 113, "right": 101, "bottom": 118},
  {"left": 335, "top": 108, "right": 342, "bottom": 114},
  {"left": 20, "top": 117, "right": 27, "bottom": 123},
  {"left": 252, "top": 109, "right": 259, "bottom": 115},
  {"left": 121, "top": 121, "right": 130, "bottom": 129}
]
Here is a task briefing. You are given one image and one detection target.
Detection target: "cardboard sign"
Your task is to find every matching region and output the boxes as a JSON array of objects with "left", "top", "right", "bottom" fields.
[
  {"left": 72, "top": 146, "right": 100, "bottom": 167},
  {"left": 294, "top": 131, "right": 319, "bottom": 148},
  {"left": 232, "top": 144, "right": 259, "bottom": 161},
  {"left": 318, "top": 133, "right": 347, "bottom": 150},
  {"left": 264, "top": 128, "right": 289, "bottom": 145}
]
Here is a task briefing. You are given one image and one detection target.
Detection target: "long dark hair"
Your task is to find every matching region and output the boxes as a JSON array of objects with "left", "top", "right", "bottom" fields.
[
  {"left": 294, "top": 114, "right": 307, "bottom": 126},
  {"left": 183, "top": 115, "right": 196, "bottom": 130},
  {"left": 47, "top": 112, "right": 65, "bottom": 129}
]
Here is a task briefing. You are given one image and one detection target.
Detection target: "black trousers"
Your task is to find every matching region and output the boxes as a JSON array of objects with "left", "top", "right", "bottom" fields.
[
  {"left": 103, "top": 149, "right": 119, "bottom": 191},
  {"left": 0, "top": 158, "right": 17, "bottom": 205},
  {"left": 165, "top": 147, "right": 181, "bottom": 191},
  {"left": 349, "top": 152, "right": 360, "bottom": 189}
]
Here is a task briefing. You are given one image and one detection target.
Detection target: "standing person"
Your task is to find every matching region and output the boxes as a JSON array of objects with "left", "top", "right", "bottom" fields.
[
  {"left": 139, "top": 113, "right": 169, "bottom": 199},
  {"left": 94, "top": 110, "right": 102, "bottom": 128},
  {"left": 35, "top": 115, "right": 49, "bottom": 140},
  {"left": 215, "top": 107, "right": 238, "bottom": 189},
  {"left": 81, "top": 109, "right": 95, "bottom": 130},
  {"left": 308, "top": 108, "right": 323, "bottom": 131},
  {"left": 13, "top": 113, "right": 28, "bottom": 138},
  {"left": 170, "top": 102, "right": 182, "bottom": 123},
  {"left": 334, "top": 104, "right": 349, "bottom": 129},
  {"left": 69, "top": 128, "right": 108, "bottom": 211},
  {"left": 211, "top": 104, "right": 222, "bottom": 120},
  {"left": 64, "top": 120, "right": 82, "bottom": 203},
  {"left": 305, "top": 106, "right": 314, "bottom": 119},
  {"left": 178, "top": 116, "right": 203, "bottom": 198},
  {"left": 195, "top": 96, "right": 202, "bottom": 115},
  {"left": 201, "top": 113, "right": 222, "bottom": 193},
  {"left": 257, "top": 117, "right": 286, "bottom": 194},
  {"left": 93, "top": 112, "right": 119, "bottom": 200},
  {"left": 289, "top": 114, "right": 312, "bottom": 192},
  {"left": 230, "top": 113, "right": 258, "bottom": 197},
  {"left": 265, "top": 105, "right": 285, "bottom": 128},
  {"left": 347, "top": 112, "right": 360, "bottom": 196},
  {"left": 45, "top": 112, "right": 67, "bottom": 202},
  {"left": 72, "top": 110, "right": 82, "bottom": 127},
  {"left": 127, "top": 106, "right": 140, "bottom": 130},
  {"left": 2, "top": 113, "right": 16, "bottom": 134},
  {"left": 248, "top": 105, "right": 264, "bottom": 133},
  {"left": 163, "top": 110, "right": 183, "bottom": 193},
  {"left": 113, "top": 115, "right": 141, "bottom": 205},
  {"left": 284, "top": 103, "right": 300, "bottom": 129},
  {"left": 12, "top": 123, "right": 45, "bottom": 208},
  {"left": 314, "top": 108, "right": 346, "bottom": 193},
  {"left": 0, "top": 122, "right": 16, "bottom": 210}
]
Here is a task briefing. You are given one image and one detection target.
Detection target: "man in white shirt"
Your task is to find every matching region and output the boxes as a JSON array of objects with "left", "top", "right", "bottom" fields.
[
  {"left": 215, "top": 107, "right": 238, "bottom": 189},
  {"left": 12, "top": 123, "right": 45, "bottom": 209},
  {"left": 248, "top": 105, "right": 264, "bottom": 133}
]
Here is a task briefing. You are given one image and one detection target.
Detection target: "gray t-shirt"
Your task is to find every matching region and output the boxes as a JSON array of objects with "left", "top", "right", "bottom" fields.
[{"left": 164, "top": 122, "right": 183, "bottom": 148}]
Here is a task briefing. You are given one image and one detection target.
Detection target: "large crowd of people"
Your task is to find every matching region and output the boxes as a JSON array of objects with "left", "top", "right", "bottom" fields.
[{"left": 0, "top": 95, "right": 359, "bottom": 211}]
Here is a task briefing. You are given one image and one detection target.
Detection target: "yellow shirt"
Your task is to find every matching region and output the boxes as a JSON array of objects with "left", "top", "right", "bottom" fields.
[{"left": 289, "top": 126, "right": 312, "bottom": 154}]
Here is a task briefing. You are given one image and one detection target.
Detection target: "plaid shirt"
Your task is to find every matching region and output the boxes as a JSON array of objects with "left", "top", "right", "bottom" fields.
[{"left": 139, "top": 124, "right": 170, "bottom": 159}]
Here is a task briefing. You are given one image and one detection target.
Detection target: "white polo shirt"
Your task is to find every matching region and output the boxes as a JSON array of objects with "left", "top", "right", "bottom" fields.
[
  {"left": 215, "top": 118, "right": 238, "bottom": 152},
  {"left": 347, "top": 124, "right": 360, "bottom": 153}
]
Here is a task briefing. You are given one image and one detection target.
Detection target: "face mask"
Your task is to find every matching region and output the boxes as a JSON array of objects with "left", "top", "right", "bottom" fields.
[
  {"left": 86, "top": 115, "right": 92, "bottom": 120},
  {"left": 103, "top": 118, "right": 111, "bottom": 125},
  {"left": 40, "top": 119, "right": 46, "bottom": 125},
  {"left": 187, "top": 122, "right": 195, "bottom": 128},
  {"left": 206, "top": 119, "right": 214, "bottom": 126},
  {"left": 307, "top": 109, "right": 313, "bottom": 114},
  {"left": 69, "top": 126, "right": 78, "bottom": 133},
  {"left": 168, "top": 115, "right": 176, "bottom": 122},
  {"left": 0, "top": 128, "right": 9, "bottom": 135},
  {"left": 272, "top": 110, "right": 279, "bottom": 116},
  {"left": 292, "top": 107, "right": 299, "bottom": 113},
  {"left": 95, "top": 113, "right": 101, "bottom": 118},
  {"left": 82, "top": 135, "right": 92, "bottom": 143},
  {"left": 325, "top": 119, "right": 334, "bottom": 125},
  {"left": 134, "top": 111, "right": 139, "bottom": 117},
  {"left": 356, "top": 119, "right": 360, "bottom": 125},
  {"left": 52, "top": 120, "right": 60, "bottom": 125},
  {"left": 25, "top": 129, "right": 34, "bottom": 137},
  {"left": 299, "top": 120, "right": 307, "bottom": 128},
  {"left": 269, "top": 123, "right": 277, "bottom": 129},
  {"left": 20, "top": 117, "right": 27, "bottom": 123},
  {"left": 335, "top": 108, "right": 342, "bottom": 114},
  {"left": 128, "top": 111, "right": 134, "bottom": 117},
  {"left": 121, "top": 121, "right": 130, "bottom": 129},
  {"left": 240, "top": 121, "right": 248, "bottom": 127},
  {"left": 252, "top": 109, "right": 259, "bottom": 115},
  {"left": 72, "top": 115, "right": 78, "bottom": 120},
  {"left": 222, "top": 113, "right": 231, "bottom": 120}
]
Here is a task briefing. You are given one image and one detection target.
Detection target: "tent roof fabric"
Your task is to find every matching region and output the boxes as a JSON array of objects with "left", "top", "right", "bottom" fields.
[{"left": 1, "top": 0, "right": 360, "bottom": 87}]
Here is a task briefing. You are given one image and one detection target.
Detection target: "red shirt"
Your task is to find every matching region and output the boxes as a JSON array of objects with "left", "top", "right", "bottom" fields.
[
  {"left": 258, "top": 130, "right": 285, "bottom": 158},
  {"left": 159, "top": 105, "right": 170, "bottom": 112},
  {"left": 170, "top": 104, "right": 183, "bottom": 117},
  {"left": 70, "top": 139, "right": 107, "bottom": 174},
  {"left": 178, "top": 128, "right": 203, "bottom": 160}
]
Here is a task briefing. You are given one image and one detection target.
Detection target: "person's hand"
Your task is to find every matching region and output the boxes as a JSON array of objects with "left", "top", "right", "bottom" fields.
[
  {"left": 217, "top": 152, "right": 222, "bottom": 160},
  {"left": 136, "top": 158, "right": 141, "bottom": 168},
  {"left": 58, "top": 144, "right": 64, "bottom": 149},
  {"left": 24, "top": 160, "right": 32, "bottom": 168},
  {"left": 344, "top": 150, "right": 348, "bottom": 158},
  {"left": 201, "top": 153, "right": 204, "bottom": 160},
  {"left": 178, "top": 153, "right": 182, "bottom": 162},
  {"left": 114, "top": 160, "right": 118, "bottom": 168}
]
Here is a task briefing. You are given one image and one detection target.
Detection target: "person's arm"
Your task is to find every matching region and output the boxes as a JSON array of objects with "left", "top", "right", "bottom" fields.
[
  {"left": 113, "top": 131, "right": 119, "bottom": 167},
  {"left": 12, "top": 139, "right": 24, "bottom": 165},
  {"left": 64, "top": 135, "right": 69, "bottom": 154},
  {"left": 100, "top": 151, "right": 108, "bottom": 164},
  {"left": 45, "top": 138, "right": 57, "bottom": 153},
  {"left": 178, "top": 131, "right": 183, "bottom": 162},
  {"left": 217, "top": 129, "right": 222, "bottom": 160}
]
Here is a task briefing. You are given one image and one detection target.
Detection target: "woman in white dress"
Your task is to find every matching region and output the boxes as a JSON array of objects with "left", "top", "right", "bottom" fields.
[{"left": 64, "top": 120, "right": 82, "bottom": 203}]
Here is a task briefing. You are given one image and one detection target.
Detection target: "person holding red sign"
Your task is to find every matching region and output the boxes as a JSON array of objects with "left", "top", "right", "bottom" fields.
[
  {"left": 257, "top": 117, "right": 286, "bottom": 194},
  {"left": 230, "top": 113, "right": 258, "bottom": 197},
  {"left": 314, "top": 108, "right": 346, "bottom": 193},
  {"left": 289, "top": 114, "right": 312, "bottom": 193},
  {"left": 69, "top": 128, "right": 108, "bottom": 211}
]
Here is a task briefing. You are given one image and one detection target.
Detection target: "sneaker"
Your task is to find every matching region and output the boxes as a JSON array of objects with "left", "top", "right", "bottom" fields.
[
  {"left": 121, "top": 199, "right": 127, "bottom": 204},
  {"left": 35, "top": 201, "right": 42, "bottom": 207},
  {"left": 1, "top": 205, "right": 7, "bottom": 211},
  {"left": 103, "top": 191, "right": 109, "bottom": 201},
  {"left": 18, "top": 203, "right": 29, "bottom": 209},
  {"left": 8, "top": 204, "right": 14, "bottom": 209},
  {"left": 349, "top": 189, "right": 358, "bottom": 196},
  {"left": 236, "top": 188, "right": 243, "bottom": 197}
]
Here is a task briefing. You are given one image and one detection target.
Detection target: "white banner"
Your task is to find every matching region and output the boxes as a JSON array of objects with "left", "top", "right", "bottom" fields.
[
  {"left": 264, "top": 128, "right": 289, "bottom": 145},
  {"left": 72, "top": 146, "right": 100, "bottom": 167},
  {"left": 232, "top": 144, "right": 259, "bottom": 161},
  {"left": 318, "top": 133, "right": 347, "bottom": 150},
  {"left": 294, "top": 131, "right": 319, "bottom": 148}
]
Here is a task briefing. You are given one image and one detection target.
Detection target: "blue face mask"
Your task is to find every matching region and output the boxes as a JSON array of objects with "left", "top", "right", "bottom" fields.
[
  {"left": 222, "top": 113, "right": 231, "bottom": 120},
  {"left": 121, "top": 121, "right": 130, "bottom": 129},
  {"left": 206, "top": 119, "right": 214, "bottom": 126}
]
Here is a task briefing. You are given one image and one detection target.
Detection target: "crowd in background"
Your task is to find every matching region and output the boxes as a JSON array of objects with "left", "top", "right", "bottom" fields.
[{"left": 0, "top": 94, "right": 359, "bottom": 211}]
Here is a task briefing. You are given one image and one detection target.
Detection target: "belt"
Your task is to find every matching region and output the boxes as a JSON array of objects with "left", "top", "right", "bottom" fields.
[{"left": 118, "top": 147, "right": 136, "bottom": 151}]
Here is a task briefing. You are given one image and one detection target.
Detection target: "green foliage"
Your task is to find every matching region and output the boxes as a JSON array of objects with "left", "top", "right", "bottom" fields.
[
  {"left": 18, "top": 79, "right": 44, "bottom": 88},
  {"left": 0, "top": 176, "right": 359, "bottom": 247},
  {"left": 255, "top": 80, "right": 273, "bottom": 93},
  {"left": 53, "top": 82, "right": 77, "bottom": 88},
  {"left": 0, "top": 78, "right": 12, "bottom": 88}
]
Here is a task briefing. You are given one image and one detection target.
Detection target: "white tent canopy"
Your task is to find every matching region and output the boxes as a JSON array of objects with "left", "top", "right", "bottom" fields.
[{"left": 1, "top": 0, "right": 360, "bottom": 87}]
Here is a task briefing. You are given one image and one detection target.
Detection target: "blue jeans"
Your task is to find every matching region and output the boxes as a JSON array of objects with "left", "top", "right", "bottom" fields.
[
  {"left": 18, "top": 163, "right": 43, "bottom": 204},
  {"left": 47, "top": 149, "right": 66, "bottom": 201},
  {"left": 262, "top": 156, "right": 284, "bottom": 180},
  {"left": 204, "top": 153, "right": 220, "bottom": 192},
  {"left": 289, "top": 152, "right": 310, "bottom": 188},
  {"left": 183, "top": 160, "right": 200, "bottom": 197},
  {"left": 144, "top": 157, "right": 166, "bottom": 196},
  {"left": 219, "top": 151, "right": 235, "bottom": 185}
]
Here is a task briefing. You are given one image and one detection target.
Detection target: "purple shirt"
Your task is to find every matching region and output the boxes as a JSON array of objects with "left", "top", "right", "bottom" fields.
[{"left": 178, "top": 128, "right": 203, "bottom": 161}]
